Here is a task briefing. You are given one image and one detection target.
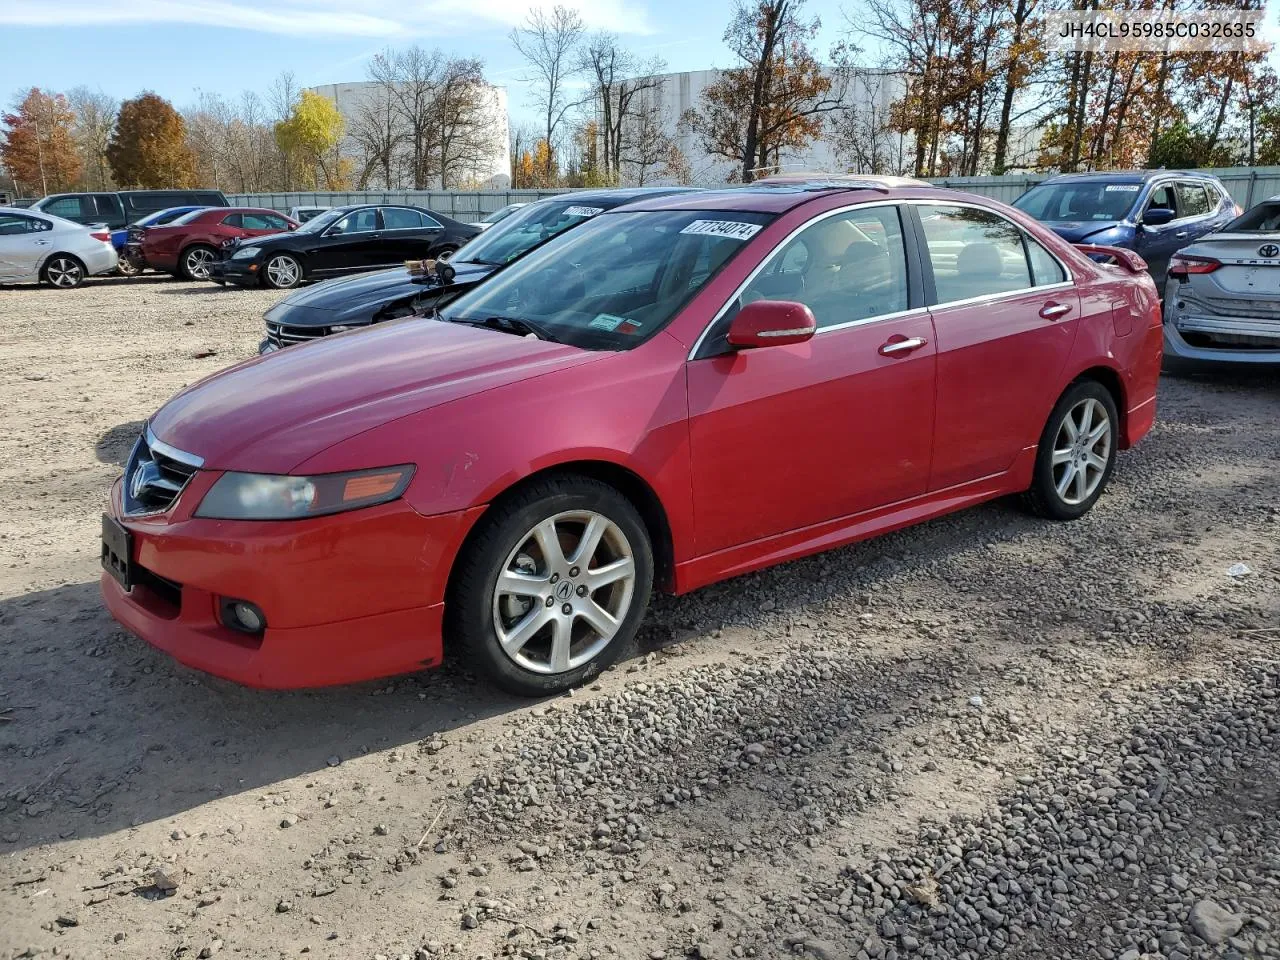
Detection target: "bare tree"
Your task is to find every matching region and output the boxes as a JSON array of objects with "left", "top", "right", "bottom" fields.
[
  {"left": 619, "top": 92, "right": 676, "bottom": 185},
  {"left": 510, "top": 5, "right": 585, "bottom": 181},
  {"left": 830, "top": 69, "right": 907, "bottom": 174},
  {"left": 347, "top": 80, "right": 405, "bottom": 188},
  {"left": 433, "top": 57, "right": 501, "bottom": 188},
  {"left": 66, "top": 87, "right": 117, "bottom": 190},
  {"left": 581, "top": 33, "right": 668, "bottom": 183}
]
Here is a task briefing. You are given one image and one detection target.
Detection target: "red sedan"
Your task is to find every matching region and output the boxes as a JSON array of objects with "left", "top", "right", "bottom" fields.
[
  {"left": 138, "top": 207, "right": 298, "bottom": 280},
  {"left": 101, "top": 178, "right": 1162, "bottom": 695}
]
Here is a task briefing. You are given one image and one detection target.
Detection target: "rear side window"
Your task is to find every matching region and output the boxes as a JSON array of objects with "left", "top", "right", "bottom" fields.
[
  {"left": 1176, "top": 182, "right": 1211, "bottom": 218},
  {"left": 0, "top": 214, "right": 41, "bottom": 235},
  {"left": 740, "top": 205, "right": 909, "bottom": 328},
  {"left": 1027, "top": 237, "right": 1067, "bottom": 286},
  {"left": 918, "top": 205, "right": 1033, "bottom": 303},
  {"left": 221, "top": 213, "right": 244, "bottom": 228},
  {"left": 382, "top": 208, "right": 424, "bottom": 229}
]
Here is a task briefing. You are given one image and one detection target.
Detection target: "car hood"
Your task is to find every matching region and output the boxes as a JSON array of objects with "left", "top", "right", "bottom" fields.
[
  {"left": 150, "top": 319, "right": 599, "bottom": 474},
  {"left": 234, "top": 231, "right": 294, "bottom": 249},
  {"left": 1040, "top": 220, "right": 1130, "bottom": 243},
  {"left": 277, "top": 262, "right": 495, "bottom": 312}
]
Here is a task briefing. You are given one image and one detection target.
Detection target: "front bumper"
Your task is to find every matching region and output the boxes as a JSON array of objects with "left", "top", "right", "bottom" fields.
[
  {"left": 208, "top": 257, "right": 262, "bottom": 287},
  {"left": 1164, "top": 301, "right": 1280, "bottom": 365},
  {"left": 100, "top": 477, "right": 482, "bottom": 688}
]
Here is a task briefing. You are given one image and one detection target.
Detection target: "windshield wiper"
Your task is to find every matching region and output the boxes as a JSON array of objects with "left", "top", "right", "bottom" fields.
[
  {"left": 449, "top": 314, "right": 559, "bottom": 343},
  {"left": 456, "top": 256, "right": 503, "bottom": 266}
]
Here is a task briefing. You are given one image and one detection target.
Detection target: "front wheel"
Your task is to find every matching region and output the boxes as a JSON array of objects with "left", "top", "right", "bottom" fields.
[
  {"left": 1023, "top": 380, "right": 1119, "bottom": 521},
  {"left": 448, "top": 476, "right": 654, "bottom": 696},
  {"left": 263, "top": 253, "right": 303, "bottom": 289},
  {"left": 116, "top": 255, "right": 143, "bottom": 277}
]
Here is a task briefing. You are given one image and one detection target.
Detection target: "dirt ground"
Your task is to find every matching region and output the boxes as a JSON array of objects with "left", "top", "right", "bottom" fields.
[{"left": 0, "top": 275, "right": 1277, "bottom": 960}]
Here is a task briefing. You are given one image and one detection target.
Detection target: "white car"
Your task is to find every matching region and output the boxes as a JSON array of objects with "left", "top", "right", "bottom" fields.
[
  {"left": 288, "top": 206, "right": 331, "bottom": 224},
  {"left": 0, "top": 206, "right": 118, "bottom": 288}
]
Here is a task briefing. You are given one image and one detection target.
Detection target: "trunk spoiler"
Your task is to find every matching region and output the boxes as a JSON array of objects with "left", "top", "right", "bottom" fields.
[{"left": 1075, "top": 244, "right": 1148, "bottom": 274}]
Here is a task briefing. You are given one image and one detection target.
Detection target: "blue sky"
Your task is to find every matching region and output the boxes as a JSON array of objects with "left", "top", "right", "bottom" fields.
[{"left": 0, "top": 0, "right": 853, "bottom": 127}]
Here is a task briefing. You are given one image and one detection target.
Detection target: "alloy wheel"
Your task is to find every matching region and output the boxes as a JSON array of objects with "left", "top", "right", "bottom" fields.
[
  {"left": 267, "top": 256, "right": 300, "bottom": 287},
  {"left": 185, "top": 248, "right": 215, "bottom": 279},
  {"left": 491, "top": 510, "right": 636, "bottom": 675},
  {"left": 46, "top": 258, "right": 83, "bottom": 288},
  {"left": 1051, "top": 397, "right": 1112, "bottom": 505}
]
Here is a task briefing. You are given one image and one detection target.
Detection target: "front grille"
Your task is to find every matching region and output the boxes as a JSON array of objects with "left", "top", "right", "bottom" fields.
[
  {"left": 123, "top": 428, "right": 203, "bottom": 516},
  {"left": 265, "top": 320, "right": 329, "bottom": 348}
]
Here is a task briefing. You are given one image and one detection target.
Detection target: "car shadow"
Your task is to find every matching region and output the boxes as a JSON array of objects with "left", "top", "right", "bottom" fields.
[{"left": 95, "top": 421, "right": 146, "bottom": 466}]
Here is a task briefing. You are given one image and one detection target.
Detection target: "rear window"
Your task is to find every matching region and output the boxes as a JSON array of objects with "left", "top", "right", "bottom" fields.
[
  {"left": 1014, "top": 182, "right": 1141, "bottom": 222},
  {"left": 1225, "top": 202, "right": 1280, "bottom": 232}
]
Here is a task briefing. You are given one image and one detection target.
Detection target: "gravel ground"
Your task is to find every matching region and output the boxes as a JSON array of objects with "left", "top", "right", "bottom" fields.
[{"left": 0, "top": 276, "right": 1277, "bottom": 960}]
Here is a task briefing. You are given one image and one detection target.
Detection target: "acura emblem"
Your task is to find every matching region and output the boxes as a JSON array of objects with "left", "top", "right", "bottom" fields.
[
  {"left": 556, "top": 581, "right": 573, "bottom": 600},
  {"left": 1259, "top": 243, "right": 1279, "bottom": 258},
  {"left": 128, "top": 460, "right": 157, "bottom": 501}
]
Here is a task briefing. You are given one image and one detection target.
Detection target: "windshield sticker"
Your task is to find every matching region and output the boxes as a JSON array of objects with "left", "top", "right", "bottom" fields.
[
  {"left": 680, "top": 219, "right": 763, "bottom": 241},
  {"left": 589, "top": 313, "right": 627, "bottom": 331},
  {"left": 564, "top": 205, "right": 605, "bottom": 217},
  {"left": 1104, "top": 184, "right": 1141, "bottom": 192}
]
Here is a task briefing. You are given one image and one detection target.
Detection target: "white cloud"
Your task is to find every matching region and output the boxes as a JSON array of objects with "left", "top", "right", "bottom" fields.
[{"left": 0, "top": 0, "right": 652, "bottom": 37}]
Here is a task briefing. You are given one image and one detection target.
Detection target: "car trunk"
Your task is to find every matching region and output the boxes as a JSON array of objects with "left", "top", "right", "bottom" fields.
[{"left": 1172, "top": 235, "right": 1280, "bottom": 349}]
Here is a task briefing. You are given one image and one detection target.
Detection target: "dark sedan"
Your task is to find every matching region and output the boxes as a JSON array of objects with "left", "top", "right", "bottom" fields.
[
  {"left": 258, "top": 187, "right": 700, "bottom": 352},
  {"left": 210, "top": 204, "right": 479, "bottom": 289}
]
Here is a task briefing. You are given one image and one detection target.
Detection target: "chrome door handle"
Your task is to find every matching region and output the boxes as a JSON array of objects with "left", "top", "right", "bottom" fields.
[
  {"left": 879, "top": 336, "right": 927, "bottom": 356},
  {"left": 1039, "top": 301, "right": 1072, "bottom": 320},
  {"left": 1175, "top": 231, "right": 1188, "bottom": 239},
  {"left": 34, "top": 239, "right": 51, "bottom": 245}
]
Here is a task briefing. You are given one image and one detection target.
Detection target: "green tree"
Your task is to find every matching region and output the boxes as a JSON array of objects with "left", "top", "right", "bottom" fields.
[
  {"left": 274, "top": 90, "right": 348, "bottom": 189},
  {"left": 108, "top": 93, "right": 197, "bottom": 188}
]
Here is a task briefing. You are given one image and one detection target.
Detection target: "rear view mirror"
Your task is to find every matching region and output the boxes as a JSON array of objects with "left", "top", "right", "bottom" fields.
[
  {"left": 1142, "top": 207, "right": 1175, "bottom": 226},
  {"left": 727, "top": 300, "right": 816, "bottom": 349}
]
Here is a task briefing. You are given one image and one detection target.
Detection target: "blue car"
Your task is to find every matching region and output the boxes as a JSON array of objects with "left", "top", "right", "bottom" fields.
[{"left": 1013, "top": 171, "right": 1239, "bottom": 287}]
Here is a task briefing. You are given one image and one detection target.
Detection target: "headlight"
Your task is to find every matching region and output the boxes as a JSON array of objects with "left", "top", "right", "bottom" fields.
[
  {"left": 195, "top": 465, "right": 415, "bottom": 520},
  {"left": 232, "top": 247, "right": 260, "bottom": 260},
  {"left": 329, "top": 324, "right": 365, "bottom": 333}
]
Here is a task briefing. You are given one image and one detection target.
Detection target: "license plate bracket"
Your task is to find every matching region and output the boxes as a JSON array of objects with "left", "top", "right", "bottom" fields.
[{"left": 101, "top": 514, "right": 133, "bottom": 589}]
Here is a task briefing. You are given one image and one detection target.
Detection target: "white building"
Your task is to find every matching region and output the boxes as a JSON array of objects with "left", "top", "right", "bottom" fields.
[
  {"left": 608, "top": 67, "right": 911, "bottom": 185},
  {"left": 308, "top": 80, "right": 512, "bottom": 189}
]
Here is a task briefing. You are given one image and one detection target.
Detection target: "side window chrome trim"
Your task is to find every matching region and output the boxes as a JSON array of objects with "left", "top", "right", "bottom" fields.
[
  {"left": 814, "top": 306, "right": 931, "bottom": 336},
  {"left": 927, "top": 279, "right": 1075, "bottom": 313},
  {"left": 686, "top": 199, "right": 906, "bottom": 360}
]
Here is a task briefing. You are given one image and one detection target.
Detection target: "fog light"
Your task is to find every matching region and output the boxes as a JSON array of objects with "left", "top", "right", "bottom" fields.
[{"left": 220, "top": 597, "right": 266, "bottom": 634}]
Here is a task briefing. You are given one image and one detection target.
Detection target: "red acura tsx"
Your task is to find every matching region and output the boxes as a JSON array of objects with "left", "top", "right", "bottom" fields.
[{"left": 101, "top": 177, "right": 1163, "bottom": 696}]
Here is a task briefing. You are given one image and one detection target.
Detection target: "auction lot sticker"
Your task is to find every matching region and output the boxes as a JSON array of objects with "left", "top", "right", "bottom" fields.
[
  {"left": 680, "top": 220, "right": 763, "bottom": 241},
  {"left": 1045, "top": 10, "right": 1269, "bottom": 52}
]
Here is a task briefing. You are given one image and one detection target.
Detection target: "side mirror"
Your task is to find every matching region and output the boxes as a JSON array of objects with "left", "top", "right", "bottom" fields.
[
  {"left": 1142, "top": 207, "right": 1175, "bottom": 227},
  {"left": 726, "top": 300, "right": 816, "bottom": 349}
]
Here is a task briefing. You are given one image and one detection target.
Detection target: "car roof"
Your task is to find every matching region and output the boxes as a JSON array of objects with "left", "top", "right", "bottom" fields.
[
  {"left": 619, "top": 178, "right": 959, "bottom": 215},
  {"left": 1040, "top": 170, "right": 1222, "bottom": 184}
]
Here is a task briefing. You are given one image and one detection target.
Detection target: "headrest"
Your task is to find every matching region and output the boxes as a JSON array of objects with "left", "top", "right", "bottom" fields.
[{"left": 957, "top": 242, "right": 1005, "bottom": 278}]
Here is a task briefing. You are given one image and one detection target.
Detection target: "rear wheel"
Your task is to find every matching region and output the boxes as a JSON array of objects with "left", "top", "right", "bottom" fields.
[
  {"left": 179, "top": 244, "right": 218, "bottom": 281},
  {"left": 1023, "top": 380, "right": 1119, "bottom": 521},
  {"left": 42, "top": 255, "right": 85, "bottom": 289},
  {"left": 264, "top": 253, "right": 303, "bottom": 289},
  {"left": 448, "top": 476, "right": 653, "bottom": 697}
]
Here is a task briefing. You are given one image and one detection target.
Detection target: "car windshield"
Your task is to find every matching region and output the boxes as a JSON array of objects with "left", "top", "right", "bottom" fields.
[
  {"left": 480, "top": 204, "right": 521, "bottom": 224},
  {"left": 1014, "top": 182, "right": 1141, "bottom": 222},
  {"left": 296, "top": 208, "right": 347, "bottom": 234},
  {"left": 454, "top": 198, "right": 613, "bottom": 266},
  {"left": 440, "top": 209, "right": 772, "bottom": 351},
  {"left": 1225, "top": 201, "right": 1280, "bottom": 232},
  {"left": 170, "top": 208, "right": 210, "bottom": 225}
]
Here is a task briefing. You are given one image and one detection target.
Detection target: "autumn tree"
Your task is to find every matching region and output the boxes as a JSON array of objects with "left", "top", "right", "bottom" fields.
[
  {"left": 1, "top": 88, "right": 81, "bottom": 195},
  {"left": 67, "top": 87, "right": 117, "bottom": 190},
  {"left": 687, "top": 0, "right": 845, "bottom": 182},
  {"left": 510, "top": 5, "right": 585, "bottom": 182},
  {"left": 275, "top": 90, "right": 348, "bottom": 190},
  {"left": 108, "top": 93, "right": 196, "bottom": 188}
]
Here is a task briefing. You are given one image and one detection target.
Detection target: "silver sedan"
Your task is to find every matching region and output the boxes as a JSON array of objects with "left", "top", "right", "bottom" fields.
[
  {"left": 1163, "top": 196, "right": 1280, "bottom": 366},
  {"left": 0, "top": 206, "right": 118, "bottom": 288}
]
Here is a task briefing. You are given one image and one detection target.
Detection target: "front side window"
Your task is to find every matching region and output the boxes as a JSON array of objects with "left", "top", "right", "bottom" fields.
[
  {"left": 739, "top": 205, "right": 909, "bottom": 329},
  {"left": 1176, "top": 182, "right": 1211, "bottom": 218},
  {"left": 1013, "top": 182, "right": 1140, "bottom": 222},
  {"left": 454, "top": 199, "right": 612, "bottom": 267},
  {"left": 331, "top": 209, "right": 378, "bottom": 234},
  {"left": 440, "top": 209, "right": 771, "bottom": 351},
  {"left": 264, "top": 214, "right": 290, "bottom": 231},
  {"left": 239, "top": 212, "right": 279, "bottom": 230},
  {"left": 381, "top": 208, "right": 424, "bottom": 230},
  {"left": 1145, "top": 184, "right": 1177, "bottom": 220},
  {"left": 918, "top": 204, "right": 1033, "bottom": 303}
]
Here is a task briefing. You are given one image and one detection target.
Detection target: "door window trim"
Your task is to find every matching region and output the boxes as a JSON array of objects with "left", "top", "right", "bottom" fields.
[{"left": 687, "top": 199, "right": 925, "bottom": 360}]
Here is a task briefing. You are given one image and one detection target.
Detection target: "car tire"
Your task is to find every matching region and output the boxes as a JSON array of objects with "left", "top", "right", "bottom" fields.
[
  {"left": 1022, "top": 379, "right": 1119, "bottom": 521},
  {"left": 41, "top": 254, "right": 86, "bottom": 289},
  {"left": 116, "top": 256, "right": 142, "bottom": 277},
  {"left": 263, "top": 253, "right": 304, "bottom": 289},
  {"left": 448, "top": 475, "right": 654, "bottom": 697},
  {"left": 179, "top": 244, "right": 218, "bottom": 281},
  {"left": 436, "top": 246, "right": 458, "bottom": 261}
]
